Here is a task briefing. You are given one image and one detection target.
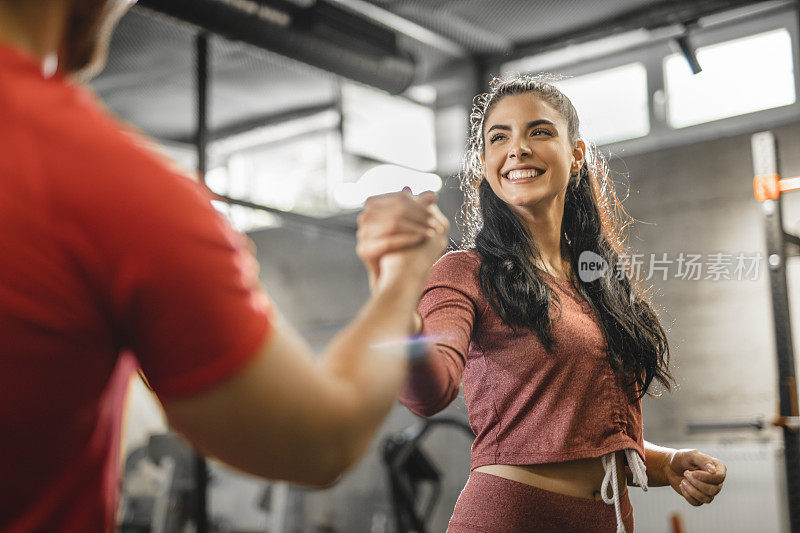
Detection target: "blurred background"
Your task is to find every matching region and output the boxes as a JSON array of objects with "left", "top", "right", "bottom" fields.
[{"left": 101, "top": 1, "right": 800, "bottom": 531}]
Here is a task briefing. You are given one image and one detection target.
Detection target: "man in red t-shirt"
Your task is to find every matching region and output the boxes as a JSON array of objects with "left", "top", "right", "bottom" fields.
[{"left": 0, "top": 1, "right": 449, "bottom": 531}]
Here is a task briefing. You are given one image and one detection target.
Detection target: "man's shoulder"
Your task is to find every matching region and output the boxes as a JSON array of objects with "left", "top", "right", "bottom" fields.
[
  {"left": 3, "top": 75, "right": 161, "bottom": 175},
  {"left": 10, "top": 80, "right": 198, "bottom": 201},
  {"left": 38, "top": 88, "right": 152, "bottom": 167}
]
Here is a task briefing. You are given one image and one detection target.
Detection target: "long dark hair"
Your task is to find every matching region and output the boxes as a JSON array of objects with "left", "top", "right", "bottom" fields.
[{"left": 460, "top": 75, "right": 672, "bottom": 398}]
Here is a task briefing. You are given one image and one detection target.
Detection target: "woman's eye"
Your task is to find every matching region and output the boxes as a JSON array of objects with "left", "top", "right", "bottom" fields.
[
  {"left": 489, "top": 134, "right": 506, "bottom": 143},
  {"left": 531, "top": 129, "right": 552, "bottom": 136}
]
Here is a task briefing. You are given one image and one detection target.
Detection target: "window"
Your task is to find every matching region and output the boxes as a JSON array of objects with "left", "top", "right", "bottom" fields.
[
  {"left": 192, "top": 82, "right": 443, "bottom": 227},
  {"left": 342, "top": 83, "right": 437, "bottom": 172},
  {"left": 664, "top": 29, "right": 796, "bottom": 128},
  {"left": 553, "top": 62, "right": 650, "bottom": 145},
  {"left": 204, "top": 129, "right": 341, "bottom": 231}
]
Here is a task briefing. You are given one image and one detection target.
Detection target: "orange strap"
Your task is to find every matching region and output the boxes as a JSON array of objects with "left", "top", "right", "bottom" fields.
[
  {"left": 773, "top": 416, "right": 800, "bottom": 430},
  {"left": 754, "top": 174, "right": 800, "bottom": 201}
]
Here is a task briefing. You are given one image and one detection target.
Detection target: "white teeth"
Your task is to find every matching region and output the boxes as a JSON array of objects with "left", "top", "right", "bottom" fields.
[{"left": 505, "top": 169, "right": 544, "bottom": 180}]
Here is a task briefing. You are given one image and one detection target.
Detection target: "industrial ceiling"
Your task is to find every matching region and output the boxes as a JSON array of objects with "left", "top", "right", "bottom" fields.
[{"left": 92, "top": 0, "right": 774, "bottom": 144}]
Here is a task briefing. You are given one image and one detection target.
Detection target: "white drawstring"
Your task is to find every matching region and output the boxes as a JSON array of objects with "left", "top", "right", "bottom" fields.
[{"left": 600, "top": 450, "right": 648, "bottom": 533}]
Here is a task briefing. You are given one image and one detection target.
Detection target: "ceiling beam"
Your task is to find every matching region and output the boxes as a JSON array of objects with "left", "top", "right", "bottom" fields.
[
  {"left": 166, "top": 102, "right": 338, "bottom": 145},
  {"left": 137, "top": 0, "right": 416, "bottom": 94},
  {"left": 323, "top": 0, "right": 470, "bottom": 59},
  {"left": 482, "top": 0, "right": 774, "bottom": 66}
]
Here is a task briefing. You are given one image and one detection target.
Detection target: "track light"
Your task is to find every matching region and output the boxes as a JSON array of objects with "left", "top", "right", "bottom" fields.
[{"left": 676, "top": 34, "right": 702, "bottom": 75}]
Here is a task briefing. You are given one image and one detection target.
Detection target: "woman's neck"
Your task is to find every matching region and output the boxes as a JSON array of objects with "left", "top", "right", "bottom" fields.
[{"left": 512, "top": 199, "right": 570, "bottom": 278}]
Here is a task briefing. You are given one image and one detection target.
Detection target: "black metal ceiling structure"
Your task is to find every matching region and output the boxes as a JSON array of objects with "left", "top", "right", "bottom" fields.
[
  {"left": 363, "top": 0, "right": 776, "bottom": 62},
  {"left": 137, "top": 0, "right": 417, "bottom": 94},
  {"left": 94, "top": 7, "right": 342, "bottom": 141},
  {"left": 93, "top": 0, "right": 777, "bottom": 144}
]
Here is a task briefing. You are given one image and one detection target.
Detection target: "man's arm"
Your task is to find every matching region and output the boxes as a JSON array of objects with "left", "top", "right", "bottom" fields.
[
  {"left": 161, "top": 273, "right": 424, "bottom": 487},
  {"left": 161, "top": 194, "right": 448, "bottom": 488}
]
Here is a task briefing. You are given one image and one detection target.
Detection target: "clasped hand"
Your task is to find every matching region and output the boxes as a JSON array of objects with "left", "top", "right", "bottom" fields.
[{"left": 356, "top": 189, "right": 449, "bottom": 291}]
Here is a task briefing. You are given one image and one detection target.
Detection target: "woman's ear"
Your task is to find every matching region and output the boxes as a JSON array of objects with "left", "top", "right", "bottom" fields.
[{"left": 571, "top": 140, "right": 586, "bottom": 176}]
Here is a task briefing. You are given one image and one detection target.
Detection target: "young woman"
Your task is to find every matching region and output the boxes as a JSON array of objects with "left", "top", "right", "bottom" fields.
[{"left": 358, "top": 76, "right": 727, "bottom": 533}]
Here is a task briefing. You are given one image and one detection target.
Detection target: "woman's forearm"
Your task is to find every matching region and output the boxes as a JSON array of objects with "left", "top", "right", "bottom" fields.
[
  {"left": 629, "top": 440, "right": 676, "bottom": 487},
  {"left": 643, "top": 440, "right": 677, "bottom": 487}
]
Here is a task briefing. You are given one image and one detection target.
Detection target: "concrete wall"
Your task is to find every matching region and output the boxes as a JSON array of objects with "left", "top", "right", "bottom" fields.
[{"left": 618, "top": 121, "right": 800, "bottom": 445}]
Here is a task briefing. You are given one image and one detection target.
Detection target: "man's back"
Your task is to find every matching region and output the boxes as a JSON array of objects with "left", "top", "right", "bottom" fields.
[
  {"left": 0, "top": 4, "right": 449, "bottom": 526},
  {"left": 0, "top": 43, "right": 272, "bottom": 532}
]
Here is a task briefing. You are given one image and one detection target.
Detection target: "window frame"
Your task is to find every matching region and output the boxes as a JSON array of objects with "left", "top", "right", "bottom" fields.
[
  {"left": 500, "top": 4, "right": 800, "bottom": 156},
  {"left": 661, "top": 28, "right": 796, "bottom": 130},
  {"left": 552, "top": 61, "right": 652, "bottom": 146}
]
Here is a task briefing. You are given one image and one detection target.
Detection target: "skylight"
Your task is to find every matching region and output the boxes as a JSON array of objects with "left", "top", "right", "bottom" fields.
[{"left": 664, "top": 29, "right": 796, "bottom": 128}]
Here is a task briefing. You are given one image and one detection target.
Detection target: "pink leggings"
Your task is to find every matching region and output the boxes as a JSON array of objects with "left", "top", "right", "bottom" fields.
[{"left": 447, "top": 471, "right": 634, "bottom": 533}]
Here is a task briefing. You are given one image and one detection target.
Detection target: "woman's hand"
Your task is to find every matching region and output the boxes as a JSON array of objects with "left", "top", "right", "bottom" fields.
[
  {"left": 663, "top": 448, "right": 726, "bottom": 506},
  {"left": 377, "top": 208, "right": 449, "bottom": 293},
  {"left": 356, "top": 189, "right": 448, "bottom": 291}
]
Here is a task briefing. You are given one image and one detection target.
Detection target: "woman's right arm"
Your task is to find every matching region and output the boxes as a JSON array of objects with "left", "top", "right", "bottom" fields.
[
  {"left": 398, "top": 278, "right": 478, "bottom": 417},
  {"left": 356, "top": 192, "right": 479, "bottom": 418}
]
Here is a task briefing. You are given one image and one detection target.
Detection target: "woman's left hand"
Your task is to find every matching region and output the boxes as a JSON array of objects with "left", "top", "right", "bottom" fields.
[{"left": 664, "top": 449, "right": 726, "bottom": 506}]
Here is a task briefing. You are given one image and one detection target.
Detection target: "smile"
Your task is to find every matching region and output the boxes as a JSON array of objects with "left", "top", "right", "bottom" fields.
[{"left": 503, "top": 168, "right": 545, "bottom": 181}]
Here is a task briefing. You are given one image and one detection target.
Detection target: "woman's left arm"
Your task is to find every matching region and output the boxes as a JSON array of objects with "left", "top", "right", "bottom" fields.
[{"left": 632, "top": 440, "right": 727, "bottom": 506}]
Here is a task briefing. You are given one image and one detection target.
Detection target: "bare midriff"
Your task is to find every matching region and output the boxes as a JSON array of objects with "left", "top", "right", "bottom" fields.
[{"left": 473, "top": 450, "right": 628, "bottom": 501}]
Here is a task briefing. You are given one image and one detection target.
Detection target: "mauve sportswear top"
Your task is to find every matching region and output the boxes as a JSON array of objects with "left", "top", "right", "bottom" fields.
[{"left": 399, "top": 250, "right": 645, "bottom": 470}]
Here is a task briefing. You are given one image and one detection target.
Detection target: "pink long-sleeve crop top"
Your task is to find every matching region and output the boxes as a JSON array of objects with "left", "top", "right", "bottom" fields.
[{"left": 399, "top": 250, "right": 645, "bottom": 470}]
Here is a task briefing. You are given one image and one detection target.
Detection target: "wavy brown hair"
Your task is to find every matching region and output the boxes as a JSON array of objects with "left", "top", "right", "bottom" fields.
[{"left": 460, "top": 75, "right": 672, "bottom": 398}]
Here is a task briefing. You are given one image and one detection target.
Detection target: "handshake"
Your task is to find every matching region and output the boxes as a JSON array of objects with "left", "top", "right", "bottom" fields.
[{"left": 356, "top": 189, "right": 450, "bottom": 293}]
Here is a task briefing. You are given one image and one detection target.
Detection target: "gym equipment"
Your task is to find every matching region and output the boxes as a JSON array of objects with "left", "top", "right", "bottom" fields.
[
  {"left": 382, "top": 416, "right": 473, "bottom": 533},
  {"left": 118, "top": 434, "right": 197, "bottom": 533},
  {"left": 752, "top": 130, "right": 800, "bottom": 532}
]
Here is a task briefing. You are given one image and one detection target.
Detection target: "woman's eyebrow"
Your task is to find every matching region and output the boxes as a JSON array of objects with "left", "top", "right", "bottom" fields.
[{"left": 486, "top": 119, "right": 556, "bottom": 134}]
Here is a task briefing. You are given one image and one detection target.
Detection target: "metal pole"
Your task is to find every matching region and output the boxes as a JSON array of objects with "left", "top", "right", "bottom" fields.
[
  {"left": 193, "top": 31, "right": 210, "bottom": 533},
  {"left": 196, "top": 32, "right": 209, "bottom": 182},
  {"left": 752, "top": 131, "right": 800, "bottom": 533}
]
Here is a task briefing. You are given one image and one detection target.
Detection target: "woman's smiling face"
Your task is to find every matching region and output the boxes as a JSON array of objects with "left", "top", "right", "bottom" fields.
[{"left": 482, "top": 92, "right": 584, "bottom": 214}]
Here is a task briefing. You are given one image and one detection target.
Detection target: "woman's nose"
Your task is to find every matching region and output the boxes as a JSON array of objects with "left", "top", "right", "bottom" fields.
[{"left": 508, "top": 139, "right": 531, "bottom": 159}]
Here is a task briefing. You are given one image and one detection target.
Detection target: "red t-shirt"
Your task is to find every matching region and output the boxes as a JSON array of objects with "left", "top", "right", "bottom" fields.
[{"left": 0, "top": 44, "right": 272, "bottom": 532}]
